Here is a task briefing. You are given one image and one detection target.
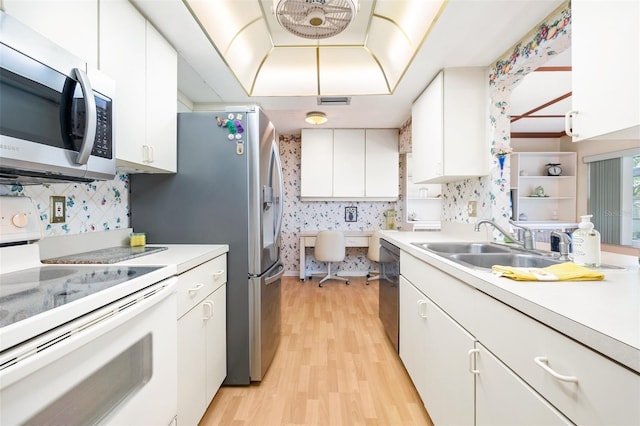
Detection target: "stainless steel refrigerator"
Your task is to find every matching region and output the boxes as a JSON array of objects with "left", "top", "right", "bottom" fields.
[{"left": 129, "top": 106, "right": 284, "bottom": 385}]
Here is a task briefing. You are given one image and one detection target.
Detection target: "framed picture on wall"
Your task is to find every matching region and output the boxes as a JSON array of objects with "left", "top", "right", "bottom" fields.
[{"left": 345, "top": 206, "right": 357, "bottom": 222}]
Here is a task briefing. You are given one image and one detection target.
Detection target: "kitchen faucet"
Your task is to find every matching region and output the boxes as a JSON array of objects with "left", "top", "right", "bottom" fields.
[
  {"left": 550, "top": 231, "right": 572, "bottom": 261},
  {"left": 474, "top": 219, "right": 535, "bottom": 250}
]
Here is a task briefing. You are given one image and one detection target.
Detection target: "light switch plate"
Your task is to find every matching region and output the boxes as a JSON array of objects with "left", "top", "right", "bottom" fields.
[
  {"left": 467, "top": 201, "right": 477, "bottom": 218},
  {"left": 50, "top": 196, "right": 66, "bottom": 223}
]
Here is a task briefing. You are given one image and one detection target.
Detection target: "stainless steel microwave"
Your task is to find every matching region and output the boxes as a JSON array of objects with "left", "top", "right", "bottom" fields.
[{"left": 0, "top": 11, "right": 115, "bottom": 184}]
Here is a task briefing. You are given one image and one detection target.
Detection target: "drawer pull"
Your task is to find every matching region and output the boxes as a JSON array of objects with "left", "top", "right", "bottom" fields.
[
  {"left": 534, "top": 356, "right": 578, "bottom": 383},
  {"left": 468, "top": 349, "right": 480, "bottom": 375},
  {"left": 202, "top": 300, "right": 214, "bottom": 320},
  {"left": 417, "top": 300, "right": 428, "bottom": 318},
  {"left": 212, "top": 269, "right": 225, "bottom": 280},
  {"left": 188, "top": 283, "right": 204, "bottom": 296}
]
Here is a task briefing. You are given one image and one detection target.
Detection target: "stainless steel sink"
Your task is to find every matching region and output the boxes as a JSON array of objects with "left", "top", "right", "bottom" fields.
[
  {"left": 449, "top": 253, "right": 564, "bottom": 270},
  {"left": 412, "top": 242, "right": 512, "bottom": 254}
]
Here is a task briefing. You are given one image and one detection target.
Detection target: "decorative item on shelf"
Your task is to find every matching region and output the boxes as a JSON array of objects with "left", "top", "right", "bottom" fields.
[
  {"left": 546, "top": 163, "right": 562, "bottom": 176},
  {"left": 494, "top": 143, "right": 513, "bottom": 178},
  {"left": 531, "top": 185, "right": 547, "bottom": 197},
  {"left": 518, "top": 213, "right": 528, "bottom": 221},
  {"left": 418, "top": 186, "right": 429, "bottom": 198}
]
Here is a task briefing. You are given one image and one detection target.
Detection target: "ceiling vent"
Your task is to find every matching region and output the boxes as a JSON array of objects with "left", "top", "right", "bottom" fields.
[
  {"left": 274, "top": 0, "right": 359, "bottom": 40},
  {"left": 317, "top": 96, "right": 351, "bottom": 106}
]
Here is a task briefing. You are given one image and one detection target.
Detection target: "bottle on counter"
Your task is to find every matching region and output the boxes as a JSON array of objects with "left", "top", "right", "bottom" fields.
[{"left": 571, "top": 215, "right": 601, "bottom": 267}]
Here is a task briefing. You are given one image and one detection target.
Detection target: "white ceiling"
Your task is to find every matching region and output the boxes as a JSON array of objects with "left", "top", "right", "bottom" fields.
[{"left": 131, "top": 0, "right": 569, "bottom": 136}]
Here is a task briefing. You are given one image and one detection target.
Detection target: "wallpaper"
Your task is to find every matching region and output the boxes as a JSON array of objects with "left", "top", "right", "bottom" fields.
[{"left": 1, "top": 175, "right": 129, "bottom": 237}]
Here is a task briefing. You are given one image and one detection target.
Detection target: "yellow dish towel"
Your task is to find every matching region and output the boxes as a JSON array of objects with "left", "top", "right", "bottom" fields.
[{"left": 492, "top": 262, "right": 605, "bottom": 281}]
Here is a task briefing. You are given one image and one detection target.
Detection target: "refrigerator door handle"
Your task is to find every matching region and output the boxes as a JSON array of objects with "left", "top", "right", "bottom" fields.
[
  {"left": 272, "top": 142, "right": 284, "bottom": 244},
  {"left": 265, "top": 263, "right": 285, "bottom": 285}
]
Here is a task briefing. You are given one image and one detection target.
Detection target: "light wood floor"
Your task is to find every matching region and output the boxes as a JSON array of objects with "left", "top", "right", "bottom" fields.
[{"left": 199, "top": 276, "right": 433, "bottom": 426}]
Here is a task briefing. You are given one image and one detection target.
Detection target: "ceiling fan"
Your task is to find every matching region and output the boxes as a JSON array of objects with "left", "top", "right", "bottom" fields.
[{"left": 273, "top": 0, "right": 359, "bottom": 39}]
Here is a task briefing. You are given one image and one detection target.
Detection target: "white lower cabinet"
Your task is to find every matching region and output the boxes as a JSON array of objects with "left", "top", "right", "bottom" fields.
[
  {"left": 475, "top": 343, "right": 570, "bottom": 426},
  {"left": 176, "top": 254, "right": 227, "bottom": 426},
  {"left": 400, "top": 276, "right": 474, "bottom": 425},
  {"left": 399, "top": 251, "right": 638, "bottom": 425}
]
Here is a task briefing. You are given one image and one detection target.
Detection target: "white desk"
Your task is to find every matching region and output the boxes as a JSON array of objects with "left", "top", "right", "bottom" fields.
[{"left": 299, "top": 230, "right": 372, "bottom": 280}]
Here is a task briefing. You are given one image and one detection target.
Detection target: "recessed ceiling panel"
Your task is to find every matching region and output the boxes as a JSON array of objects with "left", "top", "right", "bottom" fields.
[
  {"left": 186, "top": 0, "right": 264, "bottom": 53},
  {"left": 225, "top": 20, "right": 273, "bottom": 93},
  {"left": 373, "top": 0, "right": 444, "bottom": 46},
  {"left": 252, "top": 48, "right": 318, "bottom": 96},
  {"left": 318, "top": 48, "right": 388, "bottom": 95},
  {"left": 366, "top": 18, "right": 413, "bottom": 90}
]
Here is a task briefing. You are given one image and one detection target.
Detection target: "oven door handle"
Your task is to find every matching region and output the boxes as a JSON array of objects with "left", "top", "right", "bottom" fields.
[{"left": 73, "top": 68, "right": 97, "bottom": 165}]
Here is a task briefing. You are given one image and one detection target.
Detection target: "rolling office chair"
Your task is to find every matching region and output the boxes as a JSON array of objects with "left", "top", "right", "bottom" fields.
[
  {"left": 313, "top": 230, "right": 349, "bottom": 287},
  {"left": 366, "top": 229, "right": 381, "bottom": 284}
]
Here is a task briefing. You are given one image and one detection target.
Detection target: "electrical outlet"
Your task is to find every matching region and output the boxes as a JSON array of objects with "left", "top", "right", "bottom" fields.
[
  {"left": 50, "top": 196, "right": 66, "bottom": 223},
  {"left": 467, "top": 201, "right": 477, "bottom": 218}
]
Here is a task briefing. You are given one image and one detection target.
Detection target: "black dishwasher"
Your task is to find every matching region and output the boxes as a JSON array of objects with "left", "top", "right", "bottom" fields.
[{"left": 379, "top": 239, "right": 400, "bottom": 352}]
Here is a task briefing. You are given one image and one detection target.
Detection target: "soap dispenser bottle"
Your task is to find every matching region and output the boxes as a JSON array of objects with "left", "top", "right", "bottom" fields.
[{"left": 571, "top": 215, "right": 601, "bottom": 267}]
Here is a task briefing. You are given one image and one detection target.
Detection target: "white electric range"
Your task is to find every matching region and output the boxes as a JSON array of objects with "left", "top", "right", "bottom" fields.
[{"left": 0, "top": 196, "right": 178, "bottom": 425}]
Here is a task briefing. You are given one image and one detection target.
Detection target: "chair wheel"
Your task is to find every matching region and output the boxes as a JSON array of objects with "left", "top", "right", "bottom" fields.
[
  {"left": 365, "top": 281, "right": 369, "bottom": 285},
  {"left": 318, "top": 283, "right": 323, "bottom": 288},
  {"left": 346, "top": 281, "right": 350, "bottom": 285},
  {"left": 366, "top": 273, "right": 371, "bottom": 278}
]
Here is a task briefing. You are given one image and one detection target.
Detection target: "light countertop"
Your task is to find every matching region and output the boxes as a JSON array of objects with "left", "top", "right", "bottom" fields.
[
  {"left": 380, "top": 229, "right": 640, "bottom": 374},
  {"left": 116, "top": 244, "right": 228, "bottom": 274},
  {"left": 38, "top": 229, "right": 228, "bottom": 280}
]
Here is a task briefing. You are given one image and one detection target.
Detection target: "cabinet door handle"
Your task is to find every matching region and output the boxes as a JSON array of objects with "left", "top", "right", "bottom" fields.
[
  {"left": 534, "top": 356, "right": 578, "bottom": 383},
  {"left": 202, "top": 300, "right": 214, "bottom": 320},
  {"left": 188, "top": 283, "right": 204, "bottom": 296},
  {"left": 468, "top": 349, "right": 480, "bottom": 375},
  {"left": 212, "top": 269, "right": 225, "bottom": 281},
  {"left": 564, "top": 110, "right": 578, "bottom": 137},
  {"left": 417, "top": 300, "right": 428, "bottom": 318}
]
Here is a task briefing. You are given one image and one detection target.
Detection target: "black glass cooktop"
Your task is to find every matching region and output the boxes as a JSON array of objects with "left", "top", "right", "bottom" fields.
[{"left": 0, "top": 265, "right": 161, "bottom": 328}]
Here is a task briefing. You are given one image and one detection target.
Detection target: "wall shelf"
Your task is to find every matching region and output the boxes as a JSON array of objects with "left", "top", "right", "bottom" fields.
[{"left": 510, "top": 152, "right": 577, "bottom": 223}]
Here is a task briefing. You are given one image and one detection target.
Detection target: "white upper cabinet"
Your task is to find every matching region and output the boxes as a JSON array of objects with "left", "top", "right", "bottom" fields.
[
  {"left": 411, "top": 68, "right": 489, "bottom": 183},
  {"left": 144, "top": 22, "right": 177, "bottom": 173},
  {"left": 301, "top": 128, "right": 399, "bottom": 200},
  {"left": 365, "top": 129, "right": 399, "bottom": 198},
  {"left": 300, "top": 129, "right": 334, "bottom": 197},
  {"left": 100, "top": 0, "right": 146, "bottom": 169},
  {"left": 333, "top": 129, "right": 365, "bottom": 197},
  {"left": 567, "top": 0, "right": 640, "bottom": 141},
  {"left": 100, "top": 0, "right": 177, "bottom": 173},
  {"left": 3, "top": 0, "right": 98, "bottom": 67}
]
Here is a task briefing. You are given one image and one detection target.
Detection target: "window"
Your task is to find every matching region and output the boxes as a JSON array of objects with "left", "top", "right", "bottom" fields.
[{"left": 586, "top": 149, "right": 640, "bottom": 247}]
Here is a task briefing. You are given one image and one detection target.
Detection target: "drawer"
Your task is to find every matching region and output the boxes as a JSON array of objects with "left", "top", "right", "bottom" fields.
[
  {"left": 344, "top": 236, "right": 368, "bottom": 247},
  {"left": 471, "top": 292, "right": 640, "bottom": 426},
  {"left": 176, "top": 254, "right": 226, "bottom": 319},
  {"left": 303, "top": 235, "right": 369, "bottom": 247}
]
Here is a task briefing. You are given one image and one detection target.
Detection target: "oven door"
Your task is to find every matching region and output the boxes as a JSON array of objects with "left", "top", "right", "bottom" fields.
[{"left": 0, "top": 278, "right": 178, "bottom": 426}]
